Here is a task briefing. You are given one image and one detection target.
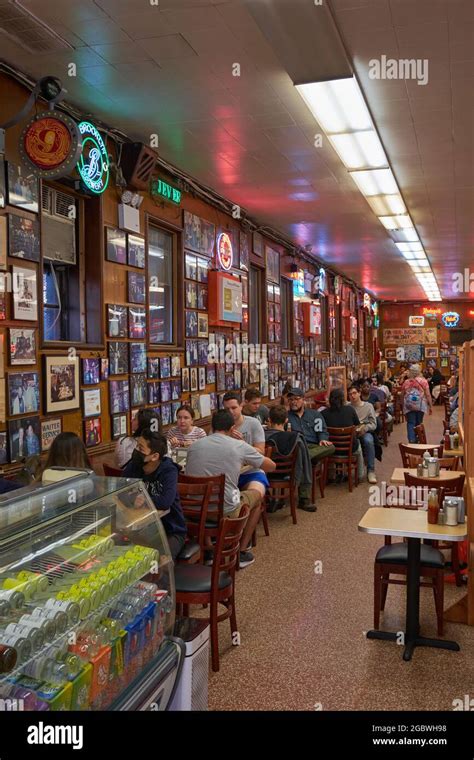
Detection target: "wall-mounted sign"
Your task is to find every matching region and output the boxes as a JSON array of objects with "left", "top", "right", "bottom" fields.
[
  {"left": 76, "top": 121, "right": 109, "bottom": 194},
  {"left": 372, "top": 301, "right": 379, "bottom": 328},
  {"left": 216, "top": 232, "right": 233, "bottom": 271},
  {"left": 422, "top": 307, "right": 442, "bottom": 317},
  {"left": 293, "top": 269, "right": 305, "bottom": 298},
  {"left": 302, "top": 302, "right": 321, "bottom": 336},
  {"left": 20, "top": 111, "right": 82, "bottom": 179},
  {"left": 441, "top": 311, "right": 460, "bottom": 328},
  {"left": 363, "top": 293, "right": 371, "bottom": 311},
  {"left": 208, "top": 271, "right": 242, "bottom": 324},
  {"left": 409, "top": 315, "right": 425, "bottom": 326},
  {"left": 318, "top": 267, "right": 327, "bottom": 296},
  {"left": 150, "top": 178, "right": 181, "bottom": 205}
]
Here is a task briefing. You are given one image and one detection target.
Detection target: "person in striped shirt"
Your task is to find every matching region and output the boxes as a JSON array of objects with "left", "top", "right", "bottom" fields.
[{"left": 166, "top": 405, "right": 207, "bottom": 450}]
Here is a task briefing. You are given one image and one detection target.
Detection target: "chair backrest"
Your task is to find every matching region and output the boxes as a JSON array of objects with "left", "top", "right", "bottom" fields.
[
  {"left": 103, "top": 463, "right": 123, "bottom": 476},
  {"left": 177, "top": 481, "right": 212, "bottom": 550},
  {"left": 327, "top": 426, "right": 355, "bottom": 457},
  {"left": 414, "top": 424, "right": 427, "bottom": 443},
  {"left": 403, "top": 473, "right": 446, "bottom": 507},
  {"left": 399, "top": 443, "right": 444, "bottom": 467},
  {"left": 407, "top": 454, "right": 460, "bottom": 471},
  {"left": 212, "top": 505, "right": 249, "bottom": 584},
  {"left": 404, "top": 472, "right": 465, "bottom": 498},
  {"left": 178, "top": 473, "right": 225, "bottom": 524},
  {"left": 264, "top": 443, "right": 298, "bottom": 480}
]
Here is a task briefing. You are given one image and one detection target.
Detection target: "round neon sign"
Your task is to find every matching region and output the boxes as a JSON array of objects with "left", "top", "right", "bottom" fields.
[
  {"left": 76, "top": 121, "right": 109, "bottom": 194},
  {"left": 20, "top": 111, "right": 82, "bottom": 179},
  {"left": 217, "top": 232, "right": 233, "bottom": 271},
  {"left": 441, "top": 311, "right": 460, "bottom": 328}
]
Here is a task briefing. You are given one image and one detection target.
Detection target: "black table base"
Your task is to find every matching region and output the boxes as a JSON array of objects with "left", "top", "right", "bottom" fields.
[{"left": 366, "top": 629, "right": 460, "bottom": 660}]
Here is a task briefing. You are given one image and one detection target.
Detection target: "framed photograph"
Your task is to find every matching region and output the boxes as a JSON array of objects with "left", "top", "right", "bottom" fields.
[
  {"left": 0, "top": 431, "right": 7, "bottom": 465},
  {"left": 129, "top": 306, "right": 146, "bottom": 339},
  {"left": 108, "top": 341, "right": 129, "bottom": 375},
  {"left": 8, "top": 215, "right": 40, "bottom": 262},
  {"left": 274, "top": 285, "right": 280, "bottom": 304},
  {"left": 171, "top": 355, "right": 181, "bottom": 377},
  {"left": 0, "top": 158, "right": 5, "bottom": 210},
  {"left": 160, "top": 380, "right": 171, "bottom": 403},
  {"left": 111, "top": 413, "right": 128, "bottom": 440},
  {"left": 216, "top": 364, "right": 226, "bottom": 392},
  {"left": 185, "top": 281, "right": 197, "bottom": 309},
  {"left": 405, "top": 344, "right": 424, "bottom": 363},
  {"left": 148, "top": 357, "right": 160, "bottom": 379},
  {"left": 239, "top": 231, "right": 249, "bottom": 272},
  {"left": 197, "top": 313, "right": 208, "bottom": 338},
  {"left": 172, "top": 401, "right": 181, "bottom": 420},
  {"left": 184, "top": 210, "right": 195, "bottom": 251},
  {"left": 441, "top": 358, "right": 448, "bottom": 368},
  {"left": 109, "top": 379, "right": 130, "bottom": 414},
  {"left": 196, "top": 256, "right": 209, "bottom": 283},
  {"left": 186, "top": 340, "right": 198, "bottom": 367},
  {"left": 13, "top": 265, "right": 37, "bottom": 321},
  {"left": 385, "top": 348, "right": 397, "bottom": 359},
  {"left": 107, "top": 304, "right": 128, "bottom": 338},
  {"left": 7, "top": 163, "right": 38, "bottom": 213},
  {"left": 253, "top": 231, "right": 264, "bottom": 257},
  {"left": 100, "top": 358, "right": 109, "bottom": 380},
  {"left": 426, "top": 357, "right": 438, "bottom": 369},
  {"left": 106, "top": 227, "right": 126, "bottom": 264},
  {"left": 127, "top": 272, "right": 146, "bottom": 304},
  {"left": 82, "top": 358, "right": 100, "bottom": 385},
  {"left": 129, "top": 342, "right": 147, "bottom": 374},
  {"left": 0, "top": 215, "right": 7, "bottom": 269},
  {"left": 8, "top": 371, "right": 39, "bottom": 415},
  {"left": 234, "top": 366, "right": 241, "bottom": 389},
  {"left": 265, "top": 246, "right": 280, "bottom": 284},
  {"left": 198, "top": 340, "right": 209, "bottom": 366},
  {"left": 127, "top": 234, "right": 145, "bottom": 269},
  {"left": 9, "top": 328, "right": 36, "bottom": 365},
  {"left": 241, "top": 363, "right": 249, "bottom": 388},
  {"left": 267, "top": 324, "right": 275, "bottom": 343},
  {"left": 185, "top": 310, "right": 198, "bottom": 338},
  {"left": 148, "top": 381, "right": 160, "bottom": 405},
  {"left": 425, "top": 347, "right": 439, "bottom": 358},
  {"left": 130, "top": 373, "right": 147, "bottom": 407},
  {"left": 84, "top": 417, "right": 102, "bottom": 447},
  {"left": 8, "top": 416, "right": 41, "bottom": 462},
  {"left": 0, "top": 283, "right": 5, "bottom": 320},
  {"left": 206, "top": 365, "right": 216, "bottom": 384},
  {"left": 45, "top": 355, "right": 80, "bottom": 413},
  {"left": 171, "top": 379, "right": 181, "bottom": 400},
  {"left": 241, "top": 276, "right": 248, "bottom": 304},
  {"left": 160, "top": 357, "right": 171, "bottom": 379},
  {"left": 181, "top": 367, "right": 190, "bottom": 393},
  {"left": 274, "top": 303, "right": 281, "bottom": 323},
  {"left": 200, "top": 219, "right": 215, "bottom": 257},
  {"left": 185, "top": 253, "right": 197, "bottom": 280},
  {"left": 190, "top": 394, "right": 200, "bottom": 419},
  {"left": 190, "top": 367, "right": 198, "bottom": 392},
  {"left": 41, "top": 418, "right": 62, "bottom": 452},
  {"left": 83, "top": 388, "right": 101, "bottom": 417},
  {"left": 161, "top": 403, "right": 172, "bottom": 427},
  {"left": 225, "top": 373, "right": 234, "bottom": 390},
  {"left": 198, "top": 366, "right": 206, "bottom": 391},
  {"left": 197, "top": 284, "right": 208, "bottom": 311},
  {"left": 379, "top": 360, "right": 388, "bottom": 380}
]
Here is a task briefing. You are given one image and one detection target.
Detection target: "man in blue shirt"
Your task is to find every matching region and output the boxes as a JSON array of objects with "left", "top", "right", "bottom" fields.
[{"left": 287, "top": 388, "right": 335, "bottom": 512}]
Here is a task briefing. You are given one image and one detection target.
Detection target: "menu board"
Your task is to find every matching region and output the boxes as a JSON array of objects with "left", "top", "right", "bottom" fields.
[{"left": 383, "top": 327, "right": 437, "bottom": 345}]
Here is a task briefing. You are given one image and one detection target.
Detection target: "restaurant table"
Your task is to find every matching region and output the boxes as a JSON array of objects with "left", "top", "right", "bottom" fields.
[
  {"left": 358, "top": 507, "right": 467, "bottom": 660},
  {"left": 390, "top": 467, "right": 465, "bottom": 485},
  {"left": 443, "top": 446, "right": 464, "bottom": 458}
]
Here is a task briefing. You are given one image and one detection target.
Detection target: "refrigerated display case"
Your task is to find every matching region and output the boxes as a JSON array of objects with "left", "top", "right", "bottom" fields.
[{"left": 0, "top": 472, "right": 184, "bottom": 711}]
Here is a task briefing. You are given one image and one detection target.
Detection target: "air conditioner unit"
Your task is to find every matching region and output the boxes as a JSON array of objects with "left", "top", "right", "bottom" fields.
[
  {"left": 41, "top": 186, "right": 76, "bottom": 264},
  {"left": 168, "top": 618, "right": 209, "bottom": 711}
]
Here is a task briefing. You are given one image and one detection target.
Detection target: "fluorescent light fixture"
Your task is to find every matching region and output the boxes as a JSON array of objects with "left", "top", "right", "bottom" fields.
[
  {"left": 391, "top": 229, "right": 420, "bottom": 243},
  {"left": 408, "top": 263, "right": 431, "bottom": 273},
  {"left": 396, "top": 242, "right": 424, "bottom": 253},
  {"left": 328, "top": 131, "right": 387, "bottom": 170},
  {"left": 400, "top": 251, "right": 428, "bottom": 261},
  {"left": 296, "top": 77, "right": 372, "bottom": 133},
  {"left": 378, "top": 215, "right": 414, "bottom": 230},
  {"left": 366, "top": 195, "right": 406, "bottom": 215},
  {"left": 350, "top": 168, "right": 398, "bottom": 196}
]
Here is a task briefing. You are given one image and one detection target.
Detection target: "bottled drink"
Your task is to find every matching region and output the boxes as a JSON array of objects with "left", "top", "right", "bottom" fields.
[
  {"left": 22, "top": 656, "right": 69, "bottom": 685},
  {"left": 0, "top": 634, "right": 32, "bottom": 664},
  {"left": 453, "top": 433, "right": 460, "bottom": 449},
  {"left": 44, "top": 598, "right": 81, "bottom": 625},
  {"left": 0, "top": 599, "right": 11, "bottom": 617},
  {"left": 0, "top": 589, "right": 25, "bottom": 609},
  {"left": 427, "top": 489, "right": 439, "bottom": 524},
  {"left": 3, "top": 622, "right": 44, "bottom": 653},
  {"left": 18, "top": 614, "right": 56, "bottom": 643},
  {"left": 0, "top": 643, "right": 17, "bottom": 673},
  {"left": 444, "top": 432, "right": 451, "bottom": 450},
  {"left": 16, "top": 571, "right": 49, "bottom": 594},
  {"left": 28, "top": 606, "right": 69, "bottom": 635}
]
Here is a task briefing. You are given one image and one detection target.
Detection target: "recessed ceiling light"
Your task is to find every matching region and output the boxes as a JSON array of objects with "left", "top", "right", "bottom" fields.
[
  {"left": 378, "top": 215, "right": 414, "bottom": 230},
  {"left": 350, "top": 168, "right": 398, "bottom": 196},
  {"left": 328, "top": 131, "right": 387, "bottom": 170},
  {"left": 296, "top": 78, "right": 373, "bottom": 133}
]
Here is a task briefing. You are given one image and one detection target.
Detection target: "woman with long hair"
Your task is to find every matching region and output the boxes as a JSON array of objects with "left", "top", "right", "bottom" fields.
[
  {"left": 114, "top": 408, "right": 161, "bottom": 468},
  {"left": 42, "top": 432, "right": 92, "bottom": 472}
]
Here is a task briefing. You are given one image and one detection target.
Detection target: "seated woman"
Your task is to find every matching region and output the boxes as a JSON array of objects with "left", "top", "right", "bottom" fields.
[
  {"left": 166, "top": 405, "right": 206, "bottom": 451},
  {"left": 427, "top": 365, "right": 444, "bottom": 401},
  {"left": 114, "top": 409, "right": 162, "bottom": 469},
  {"left": 39, "top": 432, "right": 92, "bottom": 481},
  {"left": 321, "top": 388, "right": 365, "bottom": 481}
]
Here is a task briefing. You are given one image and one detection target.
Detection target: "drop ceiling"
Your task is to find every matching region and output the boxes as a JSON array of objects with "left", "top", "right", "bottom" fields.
[{"left": 0, "top": 0, "right": 472, "bottom": 301}]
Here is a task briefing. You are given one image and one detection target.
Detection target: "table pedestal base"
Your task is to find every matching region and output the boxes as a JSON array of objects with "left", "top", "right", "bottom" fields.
[{"left": 366, "top": 630, "right": 460, "bottom": 660}]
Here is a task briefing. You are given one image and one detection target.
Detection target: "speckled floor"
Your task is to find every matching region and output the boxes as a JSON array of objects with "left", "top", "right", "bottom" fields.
[{"left": 204, "top": 407, "right": 473, "bottom": 711}]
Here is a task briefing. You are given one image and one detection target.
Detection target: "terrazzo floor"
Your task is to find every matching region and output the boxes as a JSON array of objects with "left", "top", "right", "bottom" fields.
[{"left": 205, "top": 407, "right": 472, "bottom": 711}]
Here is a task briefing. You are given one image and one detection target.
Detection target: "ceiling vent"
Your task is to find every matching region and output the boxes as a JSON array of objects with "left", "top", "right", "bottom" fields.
[{"left": 0, "top": 1, "right": 74, "bottom": 53}]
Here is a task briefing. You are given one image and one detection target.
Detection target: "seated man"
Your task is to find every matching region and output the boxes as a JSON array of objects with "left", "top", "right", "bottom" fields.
[
  {"left": 242, "top": 388, "right": 269, "bottom": 425},
  {"left": 185, "top": 411, "right": 276, "bottom": 567},
  {"left": 123, "top": 429, "right": 187, "bottom": 561},
  {"left": 349, "top": 385, "right": 378, "bottom": 483},
  {"left": 222, "top": 392, "right": 269, "bottom": 496},
  {"left": 287, "top": 387, "right": 335, "bottom": 511},
  {"left": 264, "top": 404, "right": 313, "bottom": 511}
]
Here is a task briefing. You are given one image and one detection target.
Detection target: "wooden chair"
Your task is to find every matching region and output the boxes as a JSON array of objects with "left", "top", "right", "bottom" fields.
[
  {"left": 326, "top": 426, "right": 358, "bottom": 492},
  {"left": 103, "top": 463, "right": 123, "bottom": 476},
  {"left": 177, "top": 481, "right": 212, "bottom": 565},
  {"left": 175, "top": 505, "right": 249, "bottom": 672},
  {"left": 399, "top": 443, "right": 444, "bottom": 467},
  {"left": 177, "top": 473, "right": 225, "bottom": 557},
  {"left": 407, "top": 454, "right": 460, "bottom": 471},
  {"left": 374, "top": 495, "right": 446, "bottom": 636},
  {"left": 405, "top": 472, "right": 465, "bottom": 587},
  {"left": 312, "top": 457, "right": 327, "bottom": 502},
  {"left": 379, "top": 402, "right": 389, "bottom": 447},
  {"left": 265, "top": 444, "right": 299, "bottom": 525},
  {"left": 414, "top": 423, "right": 427, "bottom": 444},
  {"left": 393, "top": 390, "right": 405, "bottom": 424}
]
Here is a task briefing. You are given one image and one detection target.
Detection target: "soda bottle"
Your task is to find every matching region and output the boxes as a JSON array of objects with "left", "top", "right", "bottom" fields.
[
  {"left": 427, "top": 489, "right": 440, "bottom": 525},
  {"left": 0, "top": 643, "right": 17, "bottom": 673}
]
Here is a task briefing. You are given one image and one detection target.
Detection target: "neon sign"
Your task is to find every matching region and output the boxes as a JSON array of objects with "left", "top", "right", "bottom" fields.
[
  {"left": 293, "top": 269, "right": 305, "bottom": 298},
  {"left": 76, "top": 121, "right": 109, "bottom": 194},
  {"left": 423, "top": 307, "right": 442, "bottom": 317},
  {"left": 441, "top": 311, "right": 460, "bottom": 328},
  {"left": 150, "top": 178, "right": 181, "bottom": 205},
  {"left": 363, "top": 293, "right": 371, "bottom": 310},
  {"left": 409, "top": 315, "right": 425, "bottom": 326},
  {"left": 217, "top": 232, "right": 233, "bottom": 271}
]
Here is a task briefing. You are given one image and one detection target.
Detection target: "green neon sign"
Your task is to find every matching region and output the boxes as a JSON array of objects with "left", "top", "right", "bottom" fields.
[
  {"left": 150, "top": 178, "right": 181, "bottom": 205},
  {"left": 76, "top": 121, "right": 109, "bottom": 194}
]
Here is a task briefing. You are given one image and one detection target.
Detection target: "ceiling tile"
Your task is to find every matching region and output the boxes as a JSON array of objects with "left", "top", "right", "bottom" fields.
[
  {"left": 138, "top": 34, "right": 198, "bottom": 62},
  {"left": 90, "top": 41, "right": 153, "bottom": 64}
]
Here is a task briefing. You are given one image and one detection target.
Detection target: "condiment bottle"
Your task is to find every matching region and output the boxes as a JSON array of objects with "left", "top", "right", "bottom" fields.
[
  {"left": 427, "top": 489, "right": 439, "bottom": 524},
  {"left": 444, "top": 432, "right": 451, "bottom": 450}
]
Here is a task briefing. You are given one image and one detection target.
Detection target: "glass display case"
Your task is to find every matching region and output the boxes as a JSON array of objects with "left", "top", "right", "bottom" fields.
[{"left": 0, "top": 473, "right": 183, "bottom": 711}]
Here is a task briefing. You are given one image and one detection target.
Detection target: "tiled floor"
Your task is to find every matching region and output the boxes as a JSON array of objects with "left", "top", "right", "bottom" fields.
[{"left": 206, "top": 408, "right": 473, "bottom": 710}]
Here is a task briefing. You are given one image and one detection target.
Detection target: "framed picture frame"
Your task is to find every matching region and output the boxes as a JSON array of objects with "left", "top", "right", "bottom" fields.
[
  {"left": 425, "top": 347, "right": 439, "bottom": 359},
  {"left": 185, "top": 281, "right": 198, "bottom": 309},
  {"left": 200, "top": 219, "right": 215, "bottom": 257},
  {"left": 83, "top": 388, "right": 101, "bottom": 417},
  {"left": 171, "top": 355, "right": 181, "bottom": 377},
  {"left": 171, "top": 379, "right": 181, "bottom": 400},
  {"left": 197, "top": 313, "right": 208, "bottom": 338},
  {"left": 0, "top": 157, "right": 5, "bottom": 211},
  {"left": 265, "top": 246, "right": 280, "bottom": 284},
  {"left": 148, "top": 381, "right": 160, "bottom": 405},
  {"left": 41, "top": 417, "right": 62, "bottom": 452},
  {"left": 239, "top": 231, "right": 249, "bottom": 272},
  {"left": 206, "top": 365, "right": 216, "bottom": 384},
  {"left": 198, "top": 366, "right": 206, "bottom": 391},
  {"left": 190, "top": 394, "right": 201, "bottom": 419},
  {"left": 160, "top": 357, "right": 171, "bottom": 378},
  {"left": 111, "top": 413, "right": 128, "bottom": 440},
  {"left": 190, "top": 367, "right": 198, "bottom": 392},
  {"left": 128, "top": 306, "right": 146, "bottom": 339},
  {"left": 8, "top": 415, "right": 41, "bottom": 462},
  {"left": 7, "top": 163, "right": 39, "bottom": 213},
  {"left": 84, "top": 417, "right": 102, "bottom": 447},
  {"left": 127, "top": 234, "right": 145, "bottom": 269},
  {"left": 45, "top": 355, "right": 80, "bottom": 413},
  {"left": 12, "top": 265, "right": 38, "bottom": 321},
  {"left": 127, "top": 271, "right": 146, "bottom": 304},
  {"left": 185, "top": 310, "right": 198, "bottom": 337},
  {"left": 9, "top": 328, "right": 36, "bottom": 365},
  {"left": 129, "top": 342, "right": 147, "bottom": 374},
  {"left": 379, "top": 360, "right": 388, "bottom": 380},
  {"left": 385, "top": 348, "right": 397, "bottom": 359},
  {"left": 108, "top": 341, "right": 129, "bottom": 375},
  {"left": 160, "top": 380, "right": 171, "bottom": 403},
  {"left": 0, "top": 215, "right": 7, "bottom": 269},
  {"left": 130, "top": 373, "right": 147, "bottom": 407},
  {"left": 161, "top": 403, "right": 172, "bottom": 427},
  {"left": 109, "top": 379, "right": 130, "bottom": 414},
  {"left": 197, "top": 257, "right": 209, "bottom": 283},
  {"left": 253, "top": 231, "right": 264, "bottom": 257},
  {"left": 360, "top": 362, "right": 370, "bottom": 378},
  {"left": 185, "top": 253, "right": 197, "bottom": 280},
  {"left": 197, "top": 284, "right": 208, "bottom": 311},
  {"left": 107, "top": 304, "right": 128, "bottom": 338},
  {"left": 100, "top": 357, "right": 109, "bottom": 380},
  {"left": 8, "top": 214, "right": 40, "bottom": 262},
  {"left": 106, "top": 227, "right": 127, "bottom": 264},
  {"left": 326, "top": 366, "right": 347, "bottom": 399},
  {"left": 8, "top": 371, "right": 40, "bottom": 415},
  {"left": 181, "top": 367, "right": 190, "bottom": 393},
  {"left": 148, "top": 357, "right": 160, "bottom": 379},
  {"left": 82, "top": 358, "right": 100, "bottom": 385}
]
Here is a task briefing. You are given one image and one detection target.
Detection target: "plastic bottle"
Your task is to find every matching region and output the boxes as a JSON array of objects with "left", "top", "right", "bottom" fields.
[
  {"left": 427, "top": 489, "right": 439, "bottom": 524},
  {"left": 0, "top": 643, "right": 17, "bottom": 673}
]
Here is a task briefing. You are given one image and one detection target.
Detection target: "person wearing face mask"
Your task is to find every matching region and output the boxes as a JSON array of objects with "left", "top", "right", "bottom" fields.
[{"left": 123, "top": 428, "right": 187, "bottom": 560}]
